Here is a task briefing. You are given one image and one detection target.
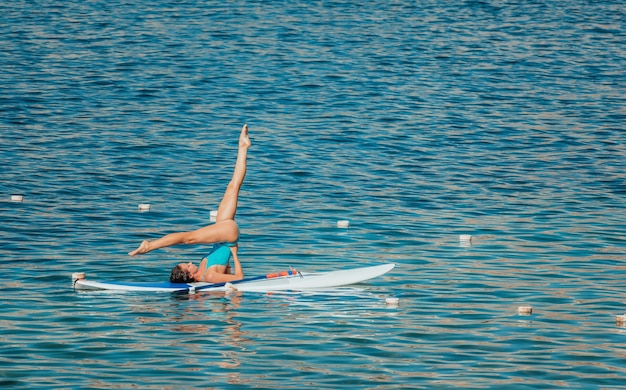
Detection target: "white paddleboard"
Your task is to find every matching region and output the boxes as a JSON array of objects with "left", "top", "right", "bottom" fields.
[{"left": 73, "top": 263, "right": 395, "bottom": 293}]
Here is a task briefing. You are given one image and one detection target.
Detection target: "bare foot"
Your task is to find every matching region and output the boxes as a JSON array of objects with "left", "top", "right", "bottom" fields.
[
  {"left": 129, "top": 240, "right": 151, "bottom": 256},
  {"left": 239, "top": 124, "right": 251, "bottom": 148}
]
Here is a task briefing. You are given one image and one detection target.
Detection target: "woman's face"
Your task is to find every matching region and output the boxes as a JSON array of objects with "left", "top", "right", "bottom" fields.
[{"left": 178, "top": 262, "right": 198, "bottom": 275}]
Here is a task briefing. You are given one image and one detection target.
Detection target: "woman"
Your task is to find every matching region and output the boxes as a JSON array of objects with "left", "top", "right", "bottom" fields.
[{"left": 129, "top": 124, "right": 251, "bottom": 284}]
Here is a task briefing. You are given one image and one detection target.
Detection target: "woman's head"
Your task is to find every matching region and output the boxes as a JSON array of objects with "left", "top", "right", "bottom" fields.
[{"left": 170, "top": 262, "right": 197, "bottom": 283}]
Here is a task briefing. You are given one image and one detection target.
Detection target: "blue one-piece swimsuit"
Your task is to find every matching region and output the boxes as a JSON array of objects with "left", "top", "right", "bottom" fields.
[{"left": 200, "top": 238, "right": 238, "bottom": 282}]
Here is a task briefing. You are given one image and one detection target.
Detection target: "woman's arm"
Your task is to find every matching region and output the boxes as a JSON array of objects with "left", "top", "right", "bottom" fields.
[{"left": 228, "top": 245, "right": 244, "bottom": 280}]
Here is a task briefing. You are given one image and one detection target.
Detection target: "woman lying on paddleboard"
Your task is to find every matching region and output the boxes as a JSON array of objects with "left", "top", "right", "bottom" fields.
[{"left": 129, "top": 124, "right": 251, "bottom": 284}]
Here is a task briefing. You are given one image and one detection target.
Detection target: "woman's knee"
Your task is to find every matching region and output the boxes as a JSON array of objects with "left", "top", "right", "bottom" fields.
[{"left": 182, "top": 232, "right": 200, "bottom": 245}]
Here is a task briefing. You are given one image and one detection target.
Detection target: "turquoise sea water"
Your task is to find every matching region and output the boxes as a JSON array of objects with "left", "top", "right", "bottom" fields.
[{"left": 1, "top": 1, "right": 625, "bottom": 388}]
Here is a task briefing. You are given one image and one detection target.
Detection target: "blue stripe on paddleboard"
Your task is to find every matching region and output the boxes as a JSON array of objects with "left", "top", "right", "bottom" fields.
[{"left": 92, "top": 274, "right": 271, "bottom": 290}]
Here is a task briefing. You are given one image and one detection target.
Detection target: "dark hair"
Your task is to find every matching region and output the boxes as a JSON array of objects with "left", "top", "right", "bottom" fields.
[{"left": 170, "top": 264, "right": 195, "bottom": 283}]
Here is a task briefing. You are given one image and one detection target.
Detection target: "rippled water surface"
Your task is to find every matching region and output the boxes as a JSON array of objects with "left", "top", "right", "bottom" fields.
[{"left": 1, "top": 0, "right": 625, "bottom": 388}]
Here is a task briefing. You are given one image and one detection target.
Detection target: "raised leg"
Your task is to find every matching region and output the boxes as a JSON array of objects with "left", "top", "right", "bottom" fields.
[{"left": 216, "top": 124, "right": 251, "bottom": 222}]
